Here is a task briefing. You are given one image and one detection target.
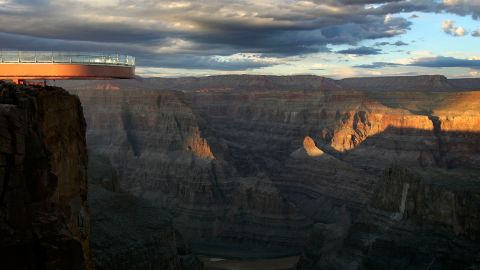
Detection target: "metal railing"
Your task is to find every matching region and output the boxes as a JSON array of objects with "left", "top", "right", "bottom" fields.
[{"left": 0, "top": 51, "right": 135, "bottom": 66}]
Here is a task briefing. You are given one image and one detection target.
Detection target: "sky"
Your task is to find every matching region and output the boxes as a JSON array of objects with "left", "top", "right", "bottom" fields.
[{"left": 0, "top": 0, "right": 479, "bottom": 78}]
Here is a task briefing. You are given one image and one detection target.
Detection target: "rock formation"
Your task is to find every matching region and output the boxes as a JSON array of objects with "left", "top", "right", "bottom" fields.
[
  {"left": 88, "top": 154, "right": 203, "bottom": 270},
  {"left": 0, "top": 82, "right": 91, "bottom": 269},
  {"left": 298, "top": 167, "right": 480, "bottom": 269},
  {"left": 68, "top": 86, "right": 311, "bottom": 258},
  {"left": 60, "top": 75, "right": 480, "bottom": 268}
]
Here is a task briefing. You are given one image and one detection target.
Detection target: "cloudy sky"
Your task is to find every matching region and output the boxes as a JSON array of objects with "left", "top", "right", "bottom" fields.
[{"left": 0, "top": 0, "right": 479, "bottom": 78}]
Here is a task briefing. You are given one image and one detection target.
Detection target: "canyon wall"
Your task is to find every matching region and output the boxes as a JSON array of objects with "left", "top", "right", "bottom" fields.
[
  {"left": 69, "top": 86, "right": 311, "bottom": 258},
  {"left": 88, "top": 153, "right": 204, "bottom": 270},
  {"left": 298, "top": 166, "right": 480, "bottom": 270},
  {"left": 63, "top": 75, "right": 480, "bottom": 268},
  {"left": 0, "top": 82, "right": 91, "bottom": 269}
]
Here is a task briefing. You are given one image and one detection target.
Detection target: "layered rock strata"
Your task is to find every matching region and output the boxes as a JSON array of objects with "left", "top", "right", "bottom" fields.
[
  {"left": 88, "top": 168, "right": 203, "bottom": 270},
  {"left": 298, "top": 167, "right": 480, "bottom": 270},
  {"left": 69, "top": 87, "right": 310, "bottom": 258},
  {"left": 62, "top": 75, "right": 480, "bottom": 265}
]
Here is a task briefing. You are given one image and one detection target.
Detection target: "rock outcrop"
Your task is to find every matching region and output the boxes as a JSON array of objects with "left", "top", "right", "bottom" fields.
[{"left": 0, "top": 82, "right": 91, "bottom": 269}]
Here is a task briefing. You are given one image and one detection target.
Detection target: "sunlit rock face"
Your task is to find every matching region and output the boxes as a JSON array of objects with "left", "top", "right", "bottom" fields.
[
  {"left": 302, "top": 136, "right": 324, "bottom": 157},
  {"left": 64, "top": 75, "right": 480, "bottom": 265},
  {"left": 0, "top": 83, "right": 91, "bottom": 269}
]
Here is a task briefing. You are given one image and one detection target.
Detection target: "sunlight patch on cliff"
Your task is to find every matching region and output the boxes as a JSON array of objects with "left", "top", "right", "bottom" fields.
[
  {"left": 303, "top": 136, "right": 324, "bottom": 157},
  {"left": 185, "top": 132, "right": 215, "bottom": 160},
  {"left": 434, "top": 92, "right": 480, "bottom": 116},
  {"left": 330, "top": 113, "right": 435, "bottom": 153}
]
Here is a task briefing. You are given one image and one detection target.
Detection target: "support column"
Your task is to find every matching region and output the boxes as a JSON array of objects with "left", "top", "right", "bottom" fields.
[{"left": 11, "top": 79, "right": 26, "bottom": 85}]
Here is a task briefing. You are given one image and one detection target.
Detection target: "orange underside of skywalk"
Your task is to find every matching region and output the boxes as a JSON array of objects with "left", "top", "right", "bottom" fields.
[{"left": 0, "top": 63, "right": 135, "bottom": 83}]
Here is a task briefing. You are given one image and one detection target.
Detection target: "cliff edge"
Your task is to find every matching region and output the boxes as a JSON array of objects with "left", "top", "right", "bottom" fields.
[{"left": 0, "top": 82, "right": 91, "bottom": 269}]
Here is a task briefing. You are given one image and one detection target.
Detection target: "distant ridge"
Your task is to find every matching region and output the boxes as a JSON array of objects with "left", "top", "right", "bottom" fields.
[
  {"left": 338, "top": 75, "right": 452, "bottom": 91},
  {"left": 147, "top": 75, "right": 341, "bottom": 92},
  {"left": 52, "top": 74, "right": 480, "bottom": 92},
  {"left": 448, "top": 78, "right": 480, "bottom": 91}
]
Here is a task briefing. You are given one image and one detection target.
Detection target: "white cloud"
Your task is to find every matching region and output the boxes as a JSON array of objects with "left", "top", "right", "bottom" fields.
[
  {"left": 394, "top": 50, "right": 435, "bottom": 65},
  {"left": 74, "top": 0, "right": 119, "bottom": 7},
  {"left": 454, "top": 26, "right": 466, "bottom": 36},
  {"left": 384, "top": 14, "right": 393, "bottom": 23},
  {"left": 442, "top": 19, "right": 467, "bottom": 36},
  {"left": 443, "top": 0, "right": 462, "bottom": 5},
  {"left": 211, "top": 53, "right": 283, "bottom": 66}
]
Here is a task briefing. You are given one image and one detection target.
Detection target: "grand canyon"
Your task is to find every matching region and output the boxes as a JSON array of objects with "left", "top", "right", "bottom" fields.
[
  {"left": 51, "top": 75, "right": 479, "bottom": 269},
  {"left": 1, "top": 74, "right": 480, "bottom": 269},
  {"left": 1, "top": 0, "right": 480, "bottom": 269}
]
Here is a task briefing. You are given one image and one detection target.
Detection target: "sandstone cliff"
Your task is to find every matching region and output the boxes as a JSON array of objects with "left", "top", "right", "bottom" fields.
[{"left": 0, "top": 82, "right": 91, "bottom": 269}]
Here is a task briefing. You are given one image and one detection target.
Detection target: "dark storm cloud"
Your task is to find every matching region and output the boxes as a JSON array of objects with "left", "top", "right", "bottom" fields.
[
  {"left": 0, "top": 0, "right": 476, "bottom": 70},
  {"left": 337, "top": 46, "right": 382, "bottom": 55},
  {"left": 355, "top": 62, "right": 401, "bottom": 68},
  {"left": 409, "top": 56, "right": 480, "bottom": 69},
  {"left": 442, "top": 0, "right": 480, "bottom": 20},
  {"left": 360, "top": 0, "right": 479, "bottom": 19},
  {"left": 375, "top": 40, "right": 408, "bottom": 46},
  {"left": 473, "top": 28, "right": 480, "bottom": 37},
  {"left": 0, "top": 31, "right": 154, "bottom": 55},
  {"left": 393, "top": 41, "right": 409, "bottom": 46},
  {"left": 0, "top": 0, "right": 417, "bottom": 69}
]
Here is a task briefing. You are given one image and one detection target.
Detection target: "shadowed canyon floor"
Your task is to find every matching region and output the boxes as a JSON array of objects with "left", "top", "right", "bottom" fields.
[
  {"left": 199, "top": 255, "right": 299, "bottom": 270},
  {"left": 58, "top": 75, "right": 480, "bottom": 269}
]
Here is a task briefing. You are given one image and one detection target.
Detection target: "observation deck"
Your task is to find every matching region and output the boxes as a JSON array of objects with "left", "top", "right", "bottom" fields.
[{"left": 0, "top": 51, "right": 135, "bottom": 84}]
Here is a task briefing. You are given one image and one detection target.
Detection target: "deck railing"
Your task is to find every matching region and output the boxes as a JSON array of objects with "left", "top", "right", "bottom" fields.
[{"left": 0, "top": 51, "right": 135, "bottom": 66}]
